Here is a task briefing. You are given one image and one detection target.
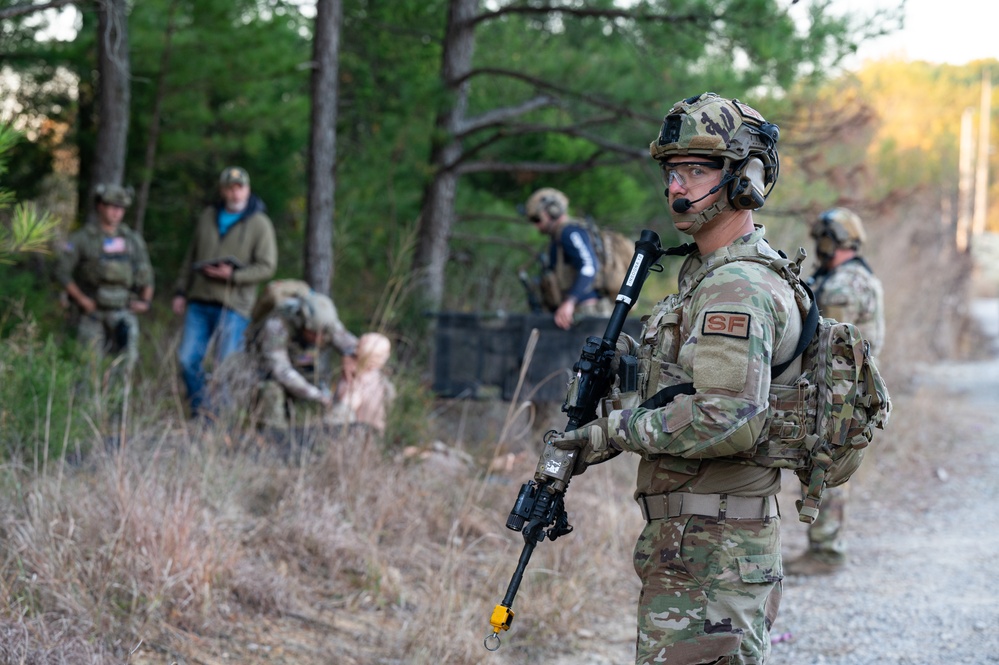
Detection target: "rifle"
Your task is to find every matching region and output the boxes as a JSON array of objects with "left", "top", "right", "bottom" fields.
[
  {"left": 518, "top": 269, "right": 544, "bottom": 315},
  {"left": 485, "top": 230, "right": 693, "bottom": 651}
]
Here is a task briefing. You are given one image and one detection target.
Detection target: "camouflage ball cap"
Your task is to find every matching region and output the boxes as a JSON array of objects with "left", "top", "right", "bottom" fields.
[
  {"left": 220, "top": 166, "right": 250, "bottom": 187},
  {"left": 95, "top": 183, "right": 133, "bottom": 208},
  {"left": 649, "top": 92, "right": 776, "bottom": 162}
]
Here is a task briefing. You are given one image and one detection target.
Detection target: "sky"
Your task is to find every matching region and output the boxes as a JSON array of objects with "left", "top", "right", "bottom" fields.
[
  {"left": 20, "top": 0, "right": 999, "bottom": 69},
  {"left": 835, "top": 0, "right": 998, "bottom": 67}
]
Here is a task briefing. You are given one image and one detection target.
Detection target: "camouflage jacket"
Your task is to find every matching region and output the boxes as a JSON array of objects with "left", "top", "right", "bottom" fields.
[
  {"left": 608, "top": 225, "right": 804, "bottom": 498},
  {"left": 810, "top": 257, "right": 884, "bottom": 358},
  {"left": 249, "top": 314, "right": 336, "bottom": 403},
  {"left": 55, "top": 222, "right": 154, "bottom": 310}
]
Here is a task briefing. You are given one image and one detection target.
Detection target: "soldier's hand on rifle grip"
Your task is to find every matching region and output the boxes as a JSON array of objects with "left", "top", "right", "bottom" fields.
[{"left": 552, "top": 417, "right": 621, "bottom": 474}]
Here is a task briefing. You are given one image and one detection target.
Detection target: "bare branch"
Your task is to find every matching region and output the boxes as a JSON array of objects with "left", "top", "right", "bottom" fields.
[
  {"left": 0, "top": 0, "right": 77, "bottom": 21},
  {"left": 451, "top": 118, "right": 648, "bottom": 173},
  {"left": 455, "top": 66, "right": 661, "bottom": 124},
  {"left": 457, "top": 154, "right": 636, "bottom": 175},
  {"left": 455, "top": 94, "right": 557, "bottom": 138},
  {"left": 469, "top": 5, "right": 703, "bottom": 29}
]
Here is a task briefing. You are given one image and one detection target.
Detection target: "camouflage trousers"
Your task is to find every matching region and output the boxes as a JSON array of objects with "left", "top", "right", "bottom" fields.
[
  {"left": 806, "top": 483, "right": 849, "bottom": 562},
  {"left": 634, "top": 515, "right": 782, "bottom": 665},
  {"left": 254, "top": 380, "right": 342, "bottom": 430},
  {"left": 77, "top": 309, "right": 140, "bottom": 372}
]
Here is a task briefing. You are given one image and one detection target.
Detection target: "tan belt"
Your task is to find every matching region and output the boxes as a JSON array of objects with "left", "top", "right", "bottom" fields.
[{"left": 638, "top": 492, "right": 779, "bottom": 522}]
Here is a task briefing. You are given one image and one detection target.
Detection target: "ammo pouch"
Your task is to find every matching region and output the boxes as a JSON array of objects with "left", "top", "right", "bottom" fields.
[
  {"left": 99, "top": 254, "right": 134, "bottom": 286},
  {"left": 538, "top": 271, "right": 562, "bottom": 312},
  {"left": 598, "top": 354, "right": 642, "bottom": 415},
  {"left": 95, "top": 285, "right": 131, "bottom": 310}
]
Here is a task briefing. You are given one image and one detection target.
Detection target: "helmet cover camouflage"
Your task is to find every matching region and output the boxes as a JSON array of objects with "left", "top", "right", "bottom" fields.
[
  {"left": 812, "top": 207, "right": 866, "bottom": 251},
  {"left": 94, "top": 183, "right": 134, "bottom": 208},
  {"left": 300, "top": 291, "right": 341, "bottom": 340},
  {"left": 525, "top": 188, "right": 569, "bottom": 220},
  {"left": 649, "top": 92, "right": 779, "bottom": 164}
]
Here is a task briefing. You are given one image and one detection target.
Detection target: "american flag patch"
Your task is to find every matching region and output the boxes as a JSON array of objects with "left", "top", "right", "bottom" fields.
[{"left": 103, "top": 237, "right": 126, "bottom": 253}]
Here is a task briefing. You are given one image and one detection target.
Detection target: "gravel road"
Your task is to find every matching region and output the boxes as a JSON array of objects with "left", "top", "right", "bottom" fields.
[{"left": 771, "top": 298, "right": 999, "bottom": 665}]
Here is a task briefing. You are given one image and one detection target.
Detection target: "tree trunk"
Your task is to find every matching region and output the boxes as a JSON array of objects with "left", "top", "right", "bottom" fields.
[
  {"left": 134, "top": 0, "right": 180, "bottom": 235},
  {"left": 89, "top": 0, "right": 131, "bottom": 224},
  {"left": 305, "top": 0, "right": 343, "bottom": 296},
  {"left": 412, "top": 0, "right": 478, "bottom": 311}
]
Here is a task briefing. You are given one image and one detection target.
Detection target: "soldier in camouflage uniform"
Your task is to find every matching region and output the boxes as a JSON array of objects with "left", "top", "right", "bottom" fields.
[
  {"left": 554, "top": 93, "right": 797, "bottom": 664},
  {"left": 247, "top": 285, "right": 358, "bottom": 432},
  {"left": 525, "top": 187, "right": 614, "bottom": 329},
  {"left": 785, "top": 208, "right": 885, "bottom": 576},
  {"left": 55, "top": 184, "right": 154, "bottom": 372}
]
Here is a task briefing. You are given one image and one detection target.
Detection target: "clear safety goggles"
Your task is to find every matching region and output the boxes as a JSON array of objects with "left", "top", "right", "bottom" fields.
[{"left": 661, "top": 161, "right": 723, "bottom": 188}]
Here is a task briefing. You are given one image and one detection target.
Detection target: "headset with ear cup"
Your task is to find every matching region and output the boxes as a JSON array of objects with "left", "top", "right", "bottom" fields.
[
  {"left": 525, "top": 188, "right": 569, "bottom": 222},
  {"left": 727, "top": 121, "right": 780, "bottom": 211},
  {"left": 540, "top": 194, "right": 565, "bottom": 219}
]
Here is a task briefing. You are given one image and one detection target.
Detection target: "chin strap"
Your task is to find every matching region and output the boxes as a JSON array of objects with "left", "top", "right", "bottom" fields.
[{"left": 672, "top": 196, "right": 732, "bottom": 236}]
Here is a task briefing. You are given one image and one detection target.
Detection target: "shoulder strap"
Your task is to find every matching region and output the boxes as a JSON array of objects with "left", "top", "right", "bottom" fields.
[
  {"left": 638, "top": 255, "right": 817, "bottom": 410},
  {"left": 771, "top": 281, "right": 819, "bottom": 379}
]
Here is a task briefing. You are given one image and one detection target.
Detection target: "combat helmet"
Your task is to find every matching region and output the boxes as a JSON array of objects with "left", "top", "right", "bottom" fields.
[
  {"left": 524, "top": 188, "right": 569, "bottom": 222},
  {"left": 811, "top": 207, "right": 866, "bottom": 259},
  {"left": 649, "top": 92, "right": 780, "bottom": 234},
  {"left": 298, "top": 290, "right": 342, "bottom": 342},
  {"left": 94, "top": 183, "right": 134, "bottom": 208}
]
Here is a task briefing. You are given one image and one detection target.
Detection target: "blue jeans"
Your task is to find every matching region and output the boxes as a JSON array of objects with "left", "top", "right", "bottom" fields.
[{"left": 177, "top": 301, "right": 249, "bottom": 416}]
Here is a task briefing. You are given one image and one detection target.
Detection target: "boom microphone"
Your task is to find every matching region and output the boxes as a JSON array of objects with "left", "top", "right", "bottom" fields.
[
  {"left": 671, "top": 196, "right": 698, "bottom": 213},
  {"left": 669, "top": 174, "right": 735, "bottom": 213}
]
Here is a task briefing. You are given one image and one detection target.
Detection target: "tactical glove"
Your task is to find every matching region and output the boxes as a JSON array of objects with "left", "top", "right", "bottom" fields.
[{"left": 552, "top": 417, "right": 623, "bottom": 475}]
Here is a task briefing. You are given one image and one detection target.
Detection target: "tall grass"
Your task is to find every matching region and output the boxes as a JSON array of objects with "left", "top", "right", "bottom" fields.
[{"left": 0, "top": 190, "right": 986, "bottom": 663}]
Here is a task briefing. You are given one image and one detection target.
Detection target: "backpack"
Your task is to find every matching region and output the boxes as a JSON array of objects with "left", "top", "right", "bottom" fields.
[
  {"left": 586, "top": 223, "right": 636, "bottom": 297},
  {"left": 639, "top": 244, "right": 892, "bottom": 523},
  {"left": 537, "top": 220, "right": 636, "bottom": 310},
  {"left": 751, "top": 309, "right": 891, "bottom": 522}
]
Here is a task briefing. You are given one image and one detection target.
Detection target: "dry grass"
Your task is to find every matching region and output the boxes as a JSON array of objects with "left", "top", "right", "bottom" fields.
[
  {"left": 0, "top": 365, "right": 643, "bottom": 664},
  {"left": 0, "top": 188, "right": 989, "bottom": 663}
]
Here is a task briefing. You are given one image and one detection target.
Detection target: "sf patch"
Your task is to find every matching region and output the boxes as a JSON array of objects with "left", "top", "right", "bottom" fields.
[{"left": 702, "top": 311, "right": 751, "bottom": 339}]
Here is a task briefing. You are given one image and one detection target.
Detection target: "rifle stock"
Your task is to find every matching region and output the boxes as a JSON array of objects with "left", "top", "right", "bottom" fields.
[{"left": 485, "top": 230, "right": 684, "bottom": 651}]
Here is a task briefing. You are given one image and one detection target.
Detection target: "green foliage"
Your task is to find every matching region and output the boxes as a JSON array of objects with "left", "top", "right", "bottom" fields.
[
  {"left": 0, "top": 307, "right": 102, "bottom": 462},
  {"left": 0, "top": 124, "right": 59, "bottom": 263},
  {"left": 434, "top": 0, "right": 892, "bottom": 310},
  {"left": 1, "top": 0, "right": 919, "bottom": 364}
]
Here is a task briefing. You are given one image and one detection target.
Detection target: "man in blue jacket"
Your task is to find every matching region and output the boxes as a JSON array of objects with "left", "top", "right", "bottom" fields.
[{"left": 525, "top": 187, "right": 613, "bottom": 329}]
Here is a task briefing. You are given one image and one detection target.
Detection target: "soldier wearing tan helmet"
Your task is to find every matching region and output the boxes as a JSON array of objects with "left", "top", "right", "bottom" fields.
[
  {"left": 786, "top": 207, "right": 885, "bottom": 576},
  {"left": 55, "top": 183, "right": 154, "bottom": 372},
  {"left": 247, "top": 281, "right": 358, "bottom": 434},
  {"left": 525, "top": 187, "right": 612, "bottom": 329},
  {"left": 553, "top": 92, "right": 800, "bottom": 664}
]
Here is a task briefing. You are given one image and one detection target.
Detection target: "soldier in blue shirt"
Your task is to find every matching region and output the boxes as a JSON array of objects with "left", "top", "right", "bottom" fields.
[{"left": 525, "top": 187, "right": 613, "bottom": 329}]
